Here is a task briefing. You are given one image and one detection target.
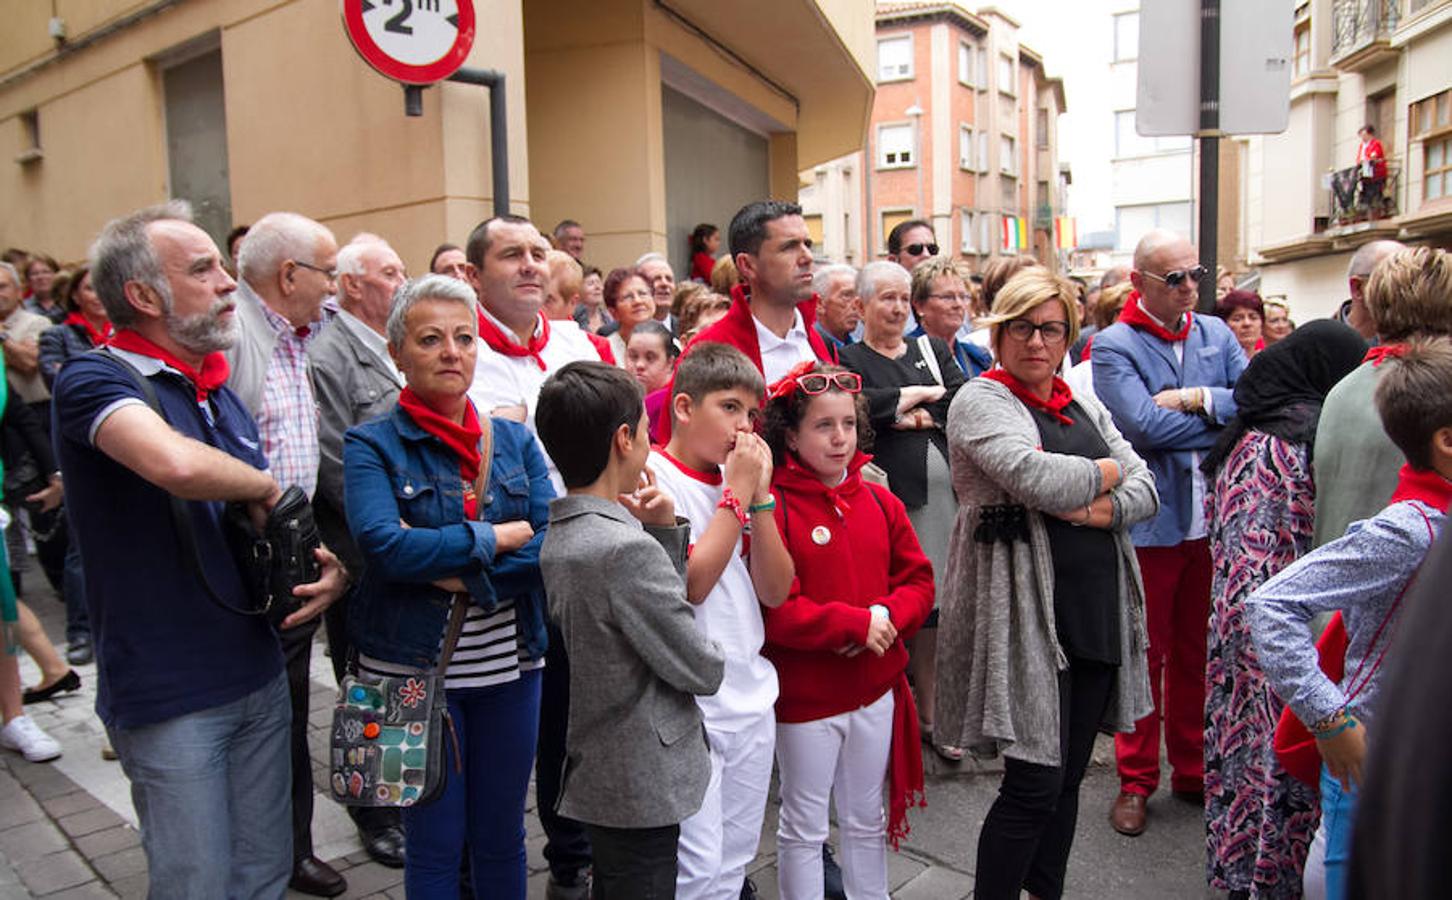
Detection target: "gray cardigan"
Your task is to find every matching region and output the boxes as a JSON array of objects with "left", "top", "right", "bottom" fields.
[
  {"left": 223, "top": 280, "right": 283, "bottom": 416},
  {"left": 541, "top": 494, "right": 725, "bottom": 828},
  {"left": 935, "top": 378, "right": 1157, "bottom": 766}
]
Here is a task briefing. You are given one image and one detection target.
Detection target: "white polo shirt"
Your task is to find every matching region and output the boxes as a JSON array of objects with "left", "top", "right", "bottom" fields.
[{"left": 753, "top": 309, "right": 817, "bottom": 384}]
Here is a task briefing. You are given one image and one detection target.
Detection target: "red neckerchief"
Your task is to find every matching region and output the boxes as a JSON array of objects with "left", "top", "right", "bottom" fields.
[
  {"left": 1119, "top": 291, "right": 1192, "bottom": 342},
  {"left": 776, "top": 451, "right": 873, "bottom": 519},
  {"left": 65, "top": 312, "right": 112, "bottom": 348},
  {"left": 397, "top": 387, "right": 484, "bottom": 485},
  {"left": 982, "top": 368, "right": 1075, "bottom": 426},
  {"left": 477, "top": 309, "right": 550, "bottom": 371},
  {"left": 1364, "top": 343, "right": 1406, "bottom": 367},
  {"left": 1389, "top": 464, "right": 1452, "bottom": 513},
  {"left": 108, "top": 329, "right": 230, "bottom": 403}
]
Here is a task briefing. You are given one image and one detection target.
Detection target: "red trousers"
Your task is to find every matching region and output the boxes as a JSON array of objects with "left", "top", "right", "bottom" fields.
[{"left": 1114, "top": 539, "right": 1211, "bottom": 797}]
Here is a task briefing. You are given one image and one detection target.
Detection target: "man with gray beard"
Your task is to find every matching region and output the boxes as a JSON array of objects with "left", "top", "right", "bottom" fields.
[{"left": 51, "top": 201, "right": 346, "bottom": 899}]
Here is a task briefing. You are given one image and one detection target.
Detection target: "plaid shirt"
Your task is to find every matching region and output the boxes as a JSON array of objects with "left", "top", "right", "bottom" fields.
[{"left": 256, "top": 300, "right": 320, "bottom": 498}]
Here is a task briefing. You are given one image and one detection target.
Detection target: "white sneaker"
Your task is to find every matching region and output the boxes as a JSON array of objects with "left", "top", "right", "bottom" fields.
[{"left": 0, "top": 715, "right": 62, "bottom": 762}]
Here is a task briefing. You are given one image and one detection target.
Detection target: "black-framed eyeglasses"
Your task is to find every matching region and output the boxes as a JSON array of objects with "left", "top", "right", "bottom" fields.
[
  {"left": 1003, "top": 320, "right": 1070, "bottom": 344},
  {"left": 292, "top": 260, "right": 339, "bottom": 281},
  {"left": 904, "top": 243, "right": 940, "bottom": 257},
  {"left": 1141, "top": 265, "right": 1208, "bottom": 289}
]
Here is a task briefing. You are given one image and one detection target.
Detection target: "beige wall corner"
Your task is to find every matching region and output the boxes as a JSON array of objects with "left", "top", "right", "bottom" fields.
[{"left": 770, "top": 133, "right": 800, "bottom": 202}]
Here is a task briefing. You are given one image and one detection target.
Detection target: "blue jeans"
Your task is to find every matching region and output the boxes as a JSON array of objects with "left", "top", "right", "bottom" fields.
[
  {"left": 1319, "top": 764, "right": 1359, "bottom": 900},
  {"left": 109, "top": 671, "right": 292, "bottom": 900},
  {"left": 403, "top": 668, "right": 542, "bottom": 899}
]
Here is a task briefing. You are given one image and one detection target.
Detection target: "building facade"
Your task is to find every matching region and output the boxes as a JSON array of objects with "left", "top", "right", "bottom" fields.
[
  {"left": 1243, "top": 0, "right": 1452, "bottom": 322},
  {"left": 0, "top": 0, "right": 874, "bottom": 278},
  {"left": 800, "top": 2, "right": 1068, "bottom": 271}
]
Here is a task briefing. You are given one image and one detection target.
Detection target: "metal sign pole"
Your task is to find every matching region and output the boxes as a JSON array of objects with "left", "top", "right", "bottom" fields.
[{"left": 1197, "top": 0, "right": 1220, "bottom": 314}]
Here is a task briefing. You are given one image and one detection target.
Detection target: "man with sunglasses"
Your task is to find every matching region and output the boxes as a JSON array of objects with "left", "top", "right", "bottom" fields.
[
  {"left": 1092, "top": 229, "right": 1247, "bottom": 838},
  {"left": 229, "top": 211, "right": 350, "bottom": 897},
  {"left": 886, "top": 219, "right": 939, "bottom": 273}
]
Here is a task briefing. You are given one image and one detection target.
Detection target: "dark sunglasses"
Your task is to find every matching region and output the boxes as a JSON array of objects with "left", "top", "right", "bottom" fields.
[
  {"left": 904, "top": 242, "right": 940, "bottom": 257},
  {"left": 1141, "top": 265, "right": 1208, "bottom": 289},
  {"left": 796, "top": 372, "right": 862, "bottom": 395}
]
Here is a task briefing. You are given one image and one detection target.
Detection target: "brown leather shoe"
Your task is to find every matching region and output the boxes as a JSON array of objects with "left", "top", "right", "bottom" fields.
[{"left": 1108, "top": 791, "right": 1147, "bottom": 836}]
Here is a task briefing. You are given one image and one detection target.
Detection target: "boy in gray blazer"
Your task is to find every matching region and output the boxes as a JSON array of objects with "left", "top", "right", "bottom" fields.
[{"left": 537, "top": 362, "right": 726, "bottom": 899}]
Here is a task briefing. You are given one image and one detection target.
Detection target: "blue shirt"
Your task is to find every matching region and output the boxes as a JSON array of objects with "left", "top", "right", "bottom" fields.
[
  {"left": 53, "top": 350, "right": 282, "bottom": 729},
  {"left": 906, "top": 325, "right": 992, "bottom": 378}
]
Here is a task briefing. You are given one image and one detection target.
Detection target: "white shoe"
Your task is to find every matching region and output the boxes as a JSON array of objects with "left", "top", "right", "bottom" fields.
[{"left": 0, "top": 715, "right": 62, "bottom": 762}]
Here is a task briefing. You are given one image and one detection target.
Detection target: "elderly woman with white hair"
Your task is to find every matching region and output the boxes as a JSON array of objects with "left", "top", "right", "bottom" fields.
[
  {"left": 839, "top": 260, "right": 964, "bottom": 760},
  {"left": 343, "top": 275, "right": 555, "bottom": 899}
]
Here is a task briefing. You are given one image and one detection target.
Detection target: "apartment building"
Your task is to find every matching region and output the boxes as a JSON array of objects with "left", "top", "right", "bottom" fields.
[
  {"left": 1243, "top": 0, "right": 1452, "bottom": 321},
  {"left": 800, "top": 2, "right": 1068, "bottom": 270},
  {"left": 0, "top": 0, "right": 875, "bottom": 277}
]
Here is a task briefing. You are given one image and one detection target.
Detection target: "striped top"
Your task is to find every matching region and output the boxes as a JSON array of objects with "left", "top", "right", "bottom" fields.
[{"left": 359, "top": 599, "right": 543, "bottom": 691}]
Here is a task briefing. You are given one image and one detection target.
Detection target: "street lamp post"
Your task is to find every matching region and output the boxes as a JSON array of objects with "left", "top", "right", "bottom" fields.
[{"left": 906, "top": 103, "right": 925, "bottom": 221}]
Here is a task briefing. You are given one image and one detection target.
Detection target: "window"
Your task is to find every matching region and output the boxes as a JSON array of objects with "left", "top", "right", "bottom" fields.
[
  {"left": 1000, "top": 135, "right": 1017, "bottom": 174},
  {"left": 998, "top": 54, "right": 1015, "bottom": 95},
  {"left": 1412, "top": 90, "right": 1451, "bottom": 138},
  {"left": 960, "top": 209, "right": 977, "bottom": 253},
  {"left": 959, "top": 125, "right": 975, "bottom": 169},
  {"left": 1116, "top": 202, "right": 1193, "bottom": 251},
  {"left": 16, "top": 110, "right": 41, "bottom": 163},
  {"left": 1413, "top": 90, "right": 1452, "bottom": 204},
  {"left": 978, "top": 131, "right": 989, "bottom": 173},
  {"left": 877, "top": 35, "right": 913, "bottom": 81},
  {"left": 1036, "top": 108, "right": 1050, "bottom": 149},
  {"left": 1293, "top": 20, "right": 1311, "bottom": 78},
  {"left": 1425, "top": 136, "right": 1451, "bottom": 201},
  {"left": 1001, "top": 176, "right": 1018, "bottom": 209},
  {"left": 878, "top": 123, "right": 915, "bottom": 168},
  {"left": 803, "top": 214, "right": 824, "bottom": 249},
  {"left": 958, "top": 41, "right": 975, "bottom": 86},
  {"left": 881, "top": 210, "right": 914, "bottom": 252},
  {"left": 1114, "top": 12, "right": 1138, "bottom": 62},
  {"left": 1115, "top": 110, "right": 1192, "bottom": 157}
]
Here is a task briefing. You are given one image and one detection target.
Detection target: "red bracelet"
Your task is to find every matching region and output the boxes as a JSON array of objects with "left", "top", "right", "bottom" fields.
[{"left": 718, "top": 486, "right": 749, "bottom": 528}]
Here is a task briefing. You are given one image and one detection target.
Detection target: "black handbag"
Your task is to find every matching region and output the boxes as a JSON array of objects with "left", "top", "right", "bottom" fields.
[{"left": 96, "top": 350, "right": 320, "bottom": 630}]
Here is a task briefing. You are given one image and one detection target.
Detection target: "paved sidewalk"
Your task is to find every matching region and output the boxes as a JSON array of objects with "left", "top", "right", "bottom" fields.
[{"left": 2, "top": 554, "right": 1211, "bottom": 899}]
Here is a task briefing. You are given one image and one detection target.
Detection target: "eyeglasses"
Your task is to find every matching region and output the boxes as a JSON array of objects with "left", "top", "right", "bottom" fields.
[
  {"left": 795, "top": 372, "right": 862, "bottom": 395},
  {"left": 904, "top": 243, "right": 940, "bottom": 257},
  {"left": 1003, "top": 320, "right": 1070, "bottom": 344},
  {"left": 292, "top": 260, "right": 338, "bottom": 281},
  {"left": 927, "top": 292, "right": 971, "bottom": 304},
  {"left": 1140, "top": 265, "right": 1208, "bottom": 289}
]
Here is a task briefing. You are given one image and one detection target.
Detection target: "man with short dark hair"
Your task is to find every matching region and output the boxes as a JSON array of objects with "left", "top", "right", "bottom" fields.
[
  {"left": 554, "top": 219, "right": 586, "bottom": 261},
  {"left": 53, "top": 201, "right": 345, "bottom": 899},
  {"left": 886, "top": 219, "right": 937, "bottom": 272},
  {"left": 1093, "top": 229, "right": 1246, "bottom": 837}
]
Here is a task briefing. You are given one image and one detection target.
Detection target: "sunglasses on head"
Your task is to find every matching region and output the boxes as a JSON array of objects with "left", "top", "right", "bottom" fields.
[
  {"left": 1141, "top": 265, "right": 1209, "bottom": 289},
  {"left": 904, "top": 243, "right": 940, "bottom": 257}
]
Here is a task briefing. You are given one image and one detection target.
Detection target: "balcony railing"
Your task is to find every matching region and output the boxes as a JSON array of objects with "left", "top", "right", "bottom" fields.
[
  {"left": 1327, "top": 161, "right": 1399, "bottom": 226},
  {"left": 1034, "top": 203, "right": 1054, "bottom": 230},
  {"left": 1331, "top": 0, "right": 1399, "bottom": 60}
]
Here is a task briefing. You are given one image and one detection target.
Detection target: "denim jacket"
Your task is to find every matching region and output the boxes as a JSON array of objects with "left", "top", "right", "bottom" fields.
[{"left": 343, "top": 403, "right": 554, "bottom": 669}]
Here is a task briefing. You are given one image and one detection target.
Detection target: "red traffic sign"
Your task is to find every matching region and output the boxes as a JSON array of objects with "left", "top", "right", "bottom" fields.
[{"left": 341, "top": 0, "right": 476, "bottom": 86}]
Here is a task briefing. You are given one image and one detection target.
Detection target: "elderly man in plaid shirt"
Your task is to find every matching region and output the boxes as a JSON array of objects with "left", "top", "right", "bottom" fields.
[{"left": 226, "top": 211, "right": 348, "bottom": 898}]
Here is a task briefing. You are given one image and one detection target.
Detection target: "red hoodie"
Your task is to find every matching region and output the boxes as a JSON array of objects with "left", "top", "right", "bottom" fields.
[{"left": 764, "top": 452, "right": 934, "bottom": 723}]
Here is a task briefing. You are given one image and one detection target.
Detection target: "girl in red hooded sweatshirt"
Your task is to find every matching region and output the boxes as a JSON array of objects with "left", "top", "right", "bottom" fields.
[{"left": 759, "top": 360, "right": 934, "bottom": 900}]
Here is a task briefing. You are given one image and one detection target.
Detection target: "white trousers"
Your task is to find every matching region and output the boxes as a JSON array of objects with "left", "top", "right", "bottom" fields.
[
  {"left": 677, "top": 710, "right": 776, "bottom": 900},
  {"left": 775, "top": 689, "right": 894, "bottom": 900}
]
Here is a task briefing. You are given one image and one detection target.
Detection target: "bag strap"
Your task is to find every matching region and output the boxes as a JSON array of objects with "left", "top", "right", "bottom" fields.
[
  {"left": 1343, "top": 501, "right": 1437, "bottom": 702},
  {"left": 95, "top": 348, "right": 266, "bottom": 618},
  {"left": 435, "top": 418, "right": 496, "bottom": 675},
  {"left": 916, "top": 335, "right": 944, "bottom": 387}
]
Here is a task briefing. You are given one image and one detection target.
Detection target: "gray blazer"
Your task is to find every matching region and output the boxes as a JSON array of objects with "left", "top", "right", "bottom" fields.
[
  {"left": 223, "top": 281, "right": 281, "bottom": 416},
  {"left": 307, "top": 313, "right": 404, "bottom": 572},
  {"left": 541, "top": 495, "right": 725, "bottom": 829}
]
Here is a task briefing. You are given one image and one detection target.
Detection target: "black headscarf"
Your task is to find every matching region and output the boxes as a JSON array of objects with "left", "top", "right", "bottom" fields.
[{"left": 1201, "top": 319, "right": 1368, "bottom": 476}]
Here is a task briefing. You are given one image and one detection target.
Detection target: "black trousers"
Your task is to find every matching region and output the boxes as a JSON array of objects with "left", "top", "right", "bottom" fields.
[
  {"left": 974, "top": 659, "right": 1115, "bottom": 900},
  {"left": 584, "top": 822, "right": 680, "bottom": 900},
  {"left": 282, "top": 619, "right": 321, "bottom": 862},
  {"left": 536, "top": 621, "right": 592, "bottom": 879},
  {"left": 321, "top": 586, "right": 401, "bottom": 837}
]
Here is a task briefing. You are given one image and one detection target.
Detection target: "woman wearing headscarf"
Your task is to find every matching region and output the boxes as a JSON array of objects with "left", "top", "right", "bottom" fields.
[{"left": 1200, "top": 320, "right": 1368, "bottom": 900}]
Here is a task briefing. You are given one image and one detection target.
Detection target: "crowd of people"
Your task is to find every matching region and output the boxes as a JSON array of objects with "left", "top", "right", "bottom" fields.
[{"left": 0, "top": 196, "right": 1448, "bottom": 900}]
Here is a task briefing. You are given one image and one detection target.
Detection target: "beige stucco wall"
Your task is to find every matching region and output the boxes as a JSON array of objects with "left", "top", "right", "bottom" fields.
[{"left": 1259, "top": 250, "right": 1351, "bottom": 325}]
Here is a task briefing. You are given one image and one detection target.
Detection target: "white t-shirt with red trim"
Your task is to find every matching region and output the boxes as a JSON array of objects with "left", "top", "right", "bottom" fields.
[{"left": 647, "top": 448, "right": 779, "bottom": 731}]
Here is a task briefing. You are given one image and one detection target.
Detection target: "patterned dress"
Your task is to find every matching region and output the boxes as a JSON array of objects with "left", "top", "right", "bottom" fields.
[{"left": 1204, "top": 431, "right": 1320, "bottom": 898}]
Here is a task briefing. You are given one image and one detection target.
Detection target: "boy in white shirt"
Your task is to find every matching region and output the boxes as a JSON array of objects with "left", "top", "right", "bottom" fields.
[{"left": 647, "top": 343, "right": 794, "bottom": 899}]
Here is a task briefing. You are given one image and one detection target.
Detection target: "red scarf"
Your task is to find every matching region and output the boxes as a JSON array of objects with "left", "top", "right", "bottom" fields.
[
  {"left": 982, "top": 368, "right": 1075, "bottom": 425},
  {"left": 65, "top": 312, "right": 112, "bottom": 348},
  {"left": 1364, "top": 343, "right": 1406, "bottom": 367},
  {"left": 397, "top": 387, "right": 484, "bottom": 485},
  {"left": 108, "top": 329, "right": 230, "bottom": 403},
  {"left": 889, "top": 673, "right": 926, "bottom": 849},
  {"left": 1118, "top": 291, "right": 1192, "bottom": 342},
  {"left": 477, "top": 309, "right": 550, "bottom": 371},
  {"left": 1390, "top": 463, "right": 1452, "bottom": 513}
]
